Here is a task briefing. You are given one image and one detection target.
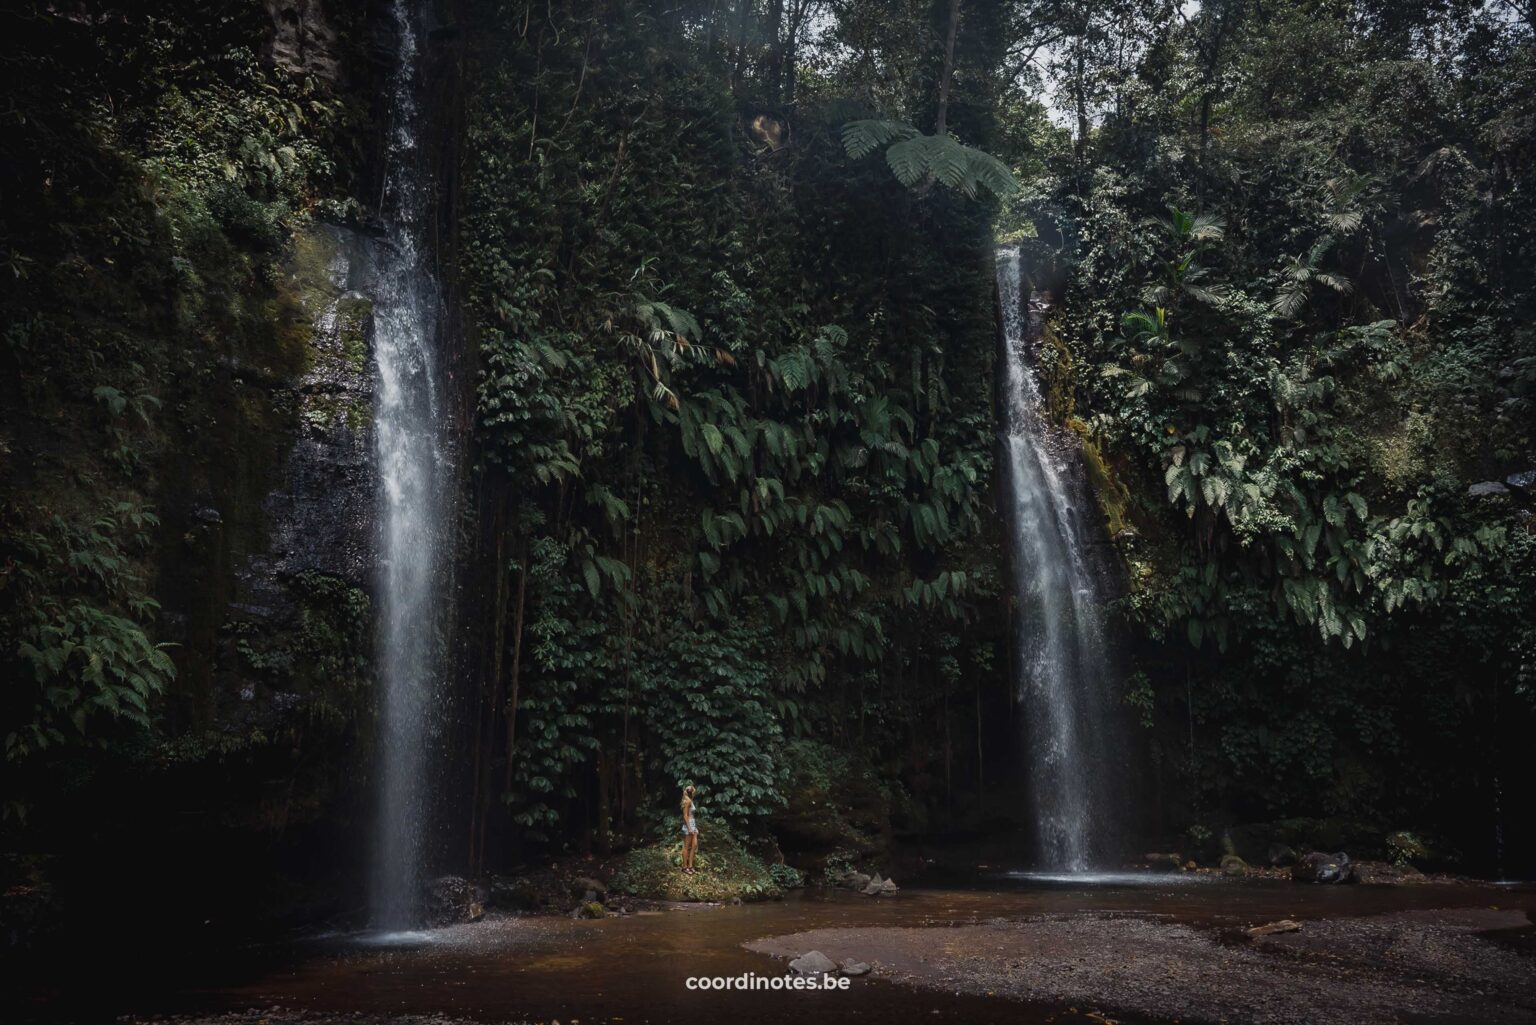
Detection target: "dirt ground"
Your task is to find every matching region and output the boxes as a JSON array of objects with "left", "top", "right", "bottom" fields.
[{"left": 745, "top": 907, "right": 1536, "bottom": 1025}]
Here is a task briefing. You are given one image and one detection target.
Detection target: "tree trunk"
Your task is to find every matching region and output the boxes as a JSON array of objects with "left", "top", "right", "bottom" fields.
[
  {"left": 469, "top": 500, "right": 511, "bottom": 878},
  {"left": 597, "top": 748, "right": 612, "bottom": 855},
  {"left": 934, "top": 0, "right": 962, "bottom": 136},
  {"left": 501, "top": 540, "right": 531, "bottom": 795}
]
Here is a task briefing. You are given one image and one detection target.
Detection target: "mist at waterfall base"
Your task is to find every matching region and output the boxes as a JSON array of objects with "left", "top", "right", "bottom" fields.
[
  {"left": 368, "top": 0, "right": 452, "bottom": 932},
  {"left": 995, "top": 245, "right": 1126, "bottom": 874}
]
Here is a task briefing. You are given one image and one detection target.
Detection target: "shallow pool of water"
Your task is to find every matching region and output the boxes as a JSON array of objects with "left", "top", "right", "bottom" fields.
[{"left": 45, "top": 877, "right": 1536, "bottom": 1025}]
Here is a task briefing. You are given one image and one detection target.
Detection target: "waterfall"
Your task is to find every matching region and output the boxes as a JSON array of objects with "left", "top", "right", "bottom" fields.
[
  {"left": 996, "top": 245, "right": 1115, "bottom": 872},
  {"left": 370, "top": 0, "right": 448, "bottom": 929}
]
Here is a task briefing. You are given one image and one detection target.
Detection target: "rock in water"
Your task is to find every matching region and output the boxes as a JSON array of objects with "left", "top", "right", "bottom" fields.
[
  {"left": 1220, "top": 854, "right": 1249, "bottom": 877},
  {"left": 878, "top": 877, "right": 900, "bottom": 894},
  {"left": 424, "top": 875, "right": 475, "bottom": 924},
  {"left": 1292, "top": 851, "right": 1355, "bottom": 884},
  {"left": 1247, "top": 919, "right": 1302, "bottom": 937},
  {"left": 842, "top": 871, "right": 872, "bottom": 891},
  {"left": 1145, "top": 852, "right": 1182, "bottom": 872},
  {"left": 841, "top": 961, "right": 872, "bottom": 976},
  {"left": 790, "top": 950, "right": 837, "bottom": 975},
  {"left": 1267, "top": 843, "right": 1298, "bottom": 867}
]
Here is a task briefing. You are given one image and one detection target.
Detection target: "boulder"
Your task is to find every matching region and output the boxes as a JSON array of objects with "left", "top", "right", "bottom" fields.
[
  {"left": 570, "top": 876, "right": 607, "bottom": 898},
  {"left": 1266, "top": 843, "right": 1298, "bottom": 867},
  {"left": 862, "top": 873, "right": 884, "bottom": 895},
  {"left": 1247, "top": 919, "right": 1302, "bottom": 937},
  {"left": 841, "top": 961, "right": 872, "bottom": 977},
  {"left": 1292, "top": 851, "right": 1355, "bottom": 884},
  {"left": 1144, "top": 852, "right": 1182, "bottom": 872},
  {"left": 1353, "top": 860, "right": 1426, "bottom": 885},
  {"left": 424, "top": 875, "right": 474, "bottom": 924},
  {"left": 572, "top": 900, "right": 606, "bottom": 919},
  {"left": 1469, "top": 481, "right": 1510, "bottom": 498},
  {"left": 841, "top": 871, "right": 872, "bottom": 891},
  {"left": 789, "top": 950, "right": 838, "bottom": 975},
  {"left": 488, "top": 875, "right": 540, "bottom": 911},
  {"left": 1219, "top": 854, "right": 1249, "bottom": 878}
]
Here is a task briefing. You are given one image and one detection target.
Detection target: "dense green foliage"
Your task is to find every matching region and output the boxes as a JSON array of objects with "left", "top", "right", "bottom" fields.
[
  {"left": 460, "top": 0, "right": 1013, "bottom": 858},
  {"left": 460, "top": 0, "right": 1535, "bottom": 869},
  {"left": 1006, "top": 0, "right": 1536, "bottom": 856},
  {"left": 0, "top": 1, "right": 367, "bottom": 815},
  {"left": 2, "top": 0, "right": 1533, "bottom": 916}
]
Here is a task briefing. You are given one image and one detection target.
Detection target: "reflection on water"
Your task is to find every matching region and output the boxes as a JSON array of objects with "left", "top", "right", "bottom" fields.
[
  {"left": 133, "top": 880, "right": 1534, "bottom": 1025},
  {"left": 351, "top": 930, "right": 445, "bottom": 948},
  {"left": 996, "top": 870, "right": 1217, "bottom": 886}
]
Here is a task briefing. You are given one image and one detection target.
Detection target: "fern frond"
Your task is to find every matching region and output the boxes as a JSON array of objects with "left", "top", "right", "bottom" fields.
[
  {"left": 885, "top": 136, "right": 927, "bottom": 187},
  {"left": 841, "top": 119, "right": 919, "bottom": 160}
]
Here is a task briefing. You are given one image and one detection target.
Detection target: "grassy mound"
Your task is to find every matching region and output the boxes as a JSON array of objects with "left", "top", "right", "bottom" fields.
[{"left": 610, "top": 827, "right": 781, "bottom": 903}]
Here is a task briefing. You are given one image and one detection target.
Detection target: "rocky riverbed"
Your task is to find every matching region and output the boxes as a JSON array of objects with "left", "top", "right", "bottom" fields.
[{"left": 746, "top": 906, "right": 1536, "bottom": 1024}]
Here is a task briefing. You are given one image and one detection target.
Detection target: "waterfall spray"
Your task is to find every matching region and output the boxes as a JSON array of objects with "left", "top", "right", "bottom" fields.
[
  {"left": 370, "top": 0, "right": 449, "bottom": 929},
  {"left": 996, "top": 246, "right": 1116, "bottom": 871}
]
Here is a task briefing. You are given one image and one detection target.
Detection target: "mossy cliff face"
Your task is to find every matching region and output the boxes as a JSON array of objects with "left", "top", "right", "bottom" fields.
[
  {"left": 168, "top": 223, "right": 380, "bottom": 766},
  {"left": 0, "top": 1, "right": 400, "bottom": 936}
]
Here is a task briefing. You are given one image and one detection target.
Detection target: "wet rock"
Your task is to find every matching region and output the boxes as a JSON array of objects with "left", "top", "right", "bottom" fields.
[
  {"left": 1353, "top": 860, "right": 1426, "bottom": 885},
  {"left": 263, "top": 1, "right": 343, "bottom": 82},
  {"left": 840, "top": 871, "right": 872, "bottom": 890},
  {"left": 203, "top": 226, "right": 380, "bottom": 749},
  {"left": 789, "top": 950, "right": 838, "bottom": 975},
  {"left": 1506, "top": 469, "right": 1536, "bottom": 492},
  {"left": 1145, "top": 852, "right": 1182, "bottom": 872},
  {"left": 841, "top": 960, "right": 872, "bottom": 976},
  {"left": 1220, "top": 855, "right": 1249, "bottom": 877},
  {"left": 570, "top": 876, "right": 607, "bottom": 899},
  {"left": 1247, "top": 919, "right": 1302, "bottom": 937},
  {"left": 423, "top": 875, "right": 475, "bottom": 924},
  {"left": 488, "top": 875, "right": 540, "bottom": 911},
  {"left": 1292, "top": 851, "right": 1355, "bottom": 884},
  {"left": 861, "top": 872, "right": 897, "bottom": 895},
  {"left": 572, "top": 901, "right": 606, "bottom": 919},
  {"left": 1267, "top": 843, "right": 1299, "bottom": 867}
]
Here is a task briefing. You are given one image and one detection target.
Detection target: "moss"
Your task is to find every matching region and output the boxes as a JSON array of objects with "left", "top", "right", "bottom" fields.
[
  {"left": 1068, "top": 417, "right": 1133, "bottom": 538},
  {"left": 336, "top": 296, "right": 372, "bottom": 368},
  {"left": 610, "top": 826, "right": 781, "bottom": 903},
  {"left": 1041, "top": 320, "right": 1077, "bottom": 424}
]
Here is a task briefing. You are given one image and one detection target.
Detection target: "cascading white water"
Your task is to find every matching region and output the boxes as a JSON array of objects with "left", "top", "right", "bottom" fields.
[
  {"left": 370, "top": 0, "right": 448, "bottom": 929},
  {"left": 996, "top": 245, "right": 1114, "bottom": 872}
]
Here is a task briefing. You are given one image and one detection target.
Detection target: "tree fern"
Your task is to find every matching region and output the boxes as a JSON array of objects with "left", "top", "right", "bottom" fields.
[{"left": 843, "top": 120, "right": 1016, "bottom": 200}]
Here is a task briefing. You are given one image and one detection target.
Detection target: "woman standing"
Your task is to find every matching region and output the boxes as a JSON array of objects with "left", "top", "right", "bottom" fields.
[{"left": 680, "top": 785, "right": 699, "bottom": 874}]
